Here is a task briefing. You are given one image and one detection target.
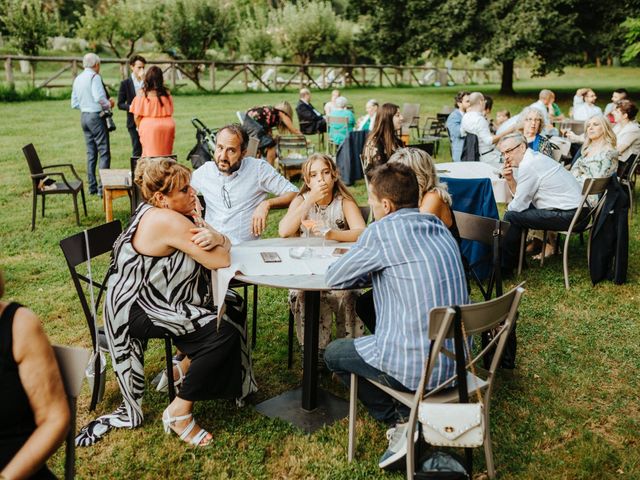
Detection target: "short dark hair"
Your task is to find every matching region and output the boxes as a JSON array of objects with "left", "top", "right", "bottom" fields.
[
  {"left": 454, "top": 91, "right": 470, "bottom": 107},
  {"left": 367, "top": 163, "right": 419, "bottom": 210},
  {"left": 217, "top": 124, "right": 248, "bottom": 152},
  {"left": 484, "top": 95, "right": 493, "bottom": 112},
  {"left": 129, "top": 54, "right": 146, "bottom": 66},
  {"left": 616, "top": 99, "right": 638, "bottom": 121},
  {"left": 614, "top": 88, "right": 629, "bottom": 97}
]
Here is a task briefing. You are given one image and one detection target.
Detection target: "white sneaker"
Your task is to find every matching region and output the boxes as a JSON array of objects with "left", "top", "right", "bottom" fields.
[{"left": 378, "top": 422, "right": 418, "bottom": 470}]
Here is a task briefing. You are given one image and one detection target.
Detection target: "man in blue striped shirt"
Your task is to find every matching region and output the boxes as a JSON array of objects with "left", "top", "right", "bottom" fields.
[{"left": 324, "top": 163, "right": 468, "bottom": 468}]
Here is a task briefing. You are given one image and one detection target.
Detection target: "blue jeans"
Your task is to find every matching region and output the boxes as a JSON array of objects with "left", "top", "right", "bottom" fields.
[
  {"left": 324, "top": 338, "right": 411, "bottom": 426},
  {"left": 81, "top": 112, "right": 111, "bottom": 193},
  {"left": 503, "top": 206, "right": 579, "bottom": 270}
]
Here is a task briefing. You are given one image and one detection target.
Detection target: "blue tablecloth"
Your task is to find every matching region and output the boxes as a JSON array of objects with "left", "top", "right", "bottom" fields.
[{"left": 442, "top": 176, "right": 499, "bottom": 280}]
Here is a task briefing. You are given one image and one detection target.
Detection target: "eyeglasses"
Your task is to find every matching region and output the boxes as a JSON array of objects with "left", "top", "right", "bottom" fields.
[
  {"left": 501, "top": 143, "right": 523, "bottom": 157},
  {"left": 221, "top": 184, "right": 231, "bottom": 209}
]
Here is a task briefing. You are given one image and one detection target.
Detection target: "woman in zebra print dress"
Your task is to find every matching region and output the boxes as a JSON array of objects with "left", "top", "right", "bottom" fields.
[{"left": 76, "top": 157, "right": 256, "bottom": 447}]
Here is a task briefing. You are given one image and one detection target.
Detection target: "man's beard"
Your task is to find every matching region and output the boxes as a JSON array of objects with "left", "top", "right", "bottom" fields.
[{"left": 216, "top": 158, "right": 242, "bottom": 174}]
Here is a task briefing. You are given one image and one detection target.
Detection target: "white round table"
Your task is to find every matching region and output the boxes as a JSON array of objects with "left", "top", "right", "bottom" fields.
[{"left": 437, "top": 161, "right": 512, "bottom": 203}]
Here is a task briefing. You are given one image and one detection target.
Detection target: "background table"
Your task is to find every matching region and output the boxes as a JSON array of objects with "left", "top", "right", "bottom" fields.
[
  {"left": 99, "top": 169, "right": 132, "bottom": 222},
  {"left": 437, "top": 161, "right": 511, "bottom": 203},
  {"left": 230, "top": 237, "right": 356, "bottom": 432}
]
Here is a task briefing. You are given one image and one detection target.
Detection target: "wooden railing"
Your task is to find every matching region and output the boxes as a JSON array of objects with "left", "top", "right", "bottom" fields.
[{"left": 1, "top": 55, "right": 506, "bottom": 93}]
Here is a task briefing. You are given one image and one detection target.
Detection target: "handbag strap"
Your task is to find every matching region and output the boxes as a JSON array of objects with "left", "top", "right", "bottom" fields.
[{"left": 454, "top": 306, "right": 483, "bottom": 405}]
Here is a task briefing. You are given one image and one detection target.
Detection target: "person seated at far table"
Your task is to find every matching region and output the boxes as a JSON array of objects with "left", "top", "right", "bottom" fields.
[
  {"left": 324, "top": 89, "right": 340, "bottom": 116},
  {"left": 0, "top": 270, "right": 70, "bottom": 480},
  {"left": 612, "top": 99, "right": 640, "bottom": 163},
  {"left": 296, "top": 88, "right": 326, "bottom": 135},
  {"left": 279, "top": 154, "right": 366, "bottom": 362},
  {"left": 499, "top": 133, "right": 583, "bottom": 274},
  {"left": 362, "top": 103, "right": 404, "bottom": 171},
  {"left": 191, "top": 124, "right": 299, "bottom": 245},
  {"left": 604, "top": 88, "right": 629, "bottom": 121},
  {"left": 518, "top": 107, "right": 555, "bottom": 157},
  {"left": 75, "top": 157, "right": 256, "bottom": 448},
  {"left": 356, "top": 99, "right": 379, "bottom": 131},
  {"left": 324, "top": 163, "right": 468, "bottom": 470},
  {"left": 572, "top": 88, "right": 602, "bottom": 122},
  {"left": 495, "top": 109, "right": 511, "bottom": 131},
  {"left": 327, "top": 96, "right": 356, "bottom": 146},
  {"left": 244, "top": 102, "right": 301, "bottom": 166}
]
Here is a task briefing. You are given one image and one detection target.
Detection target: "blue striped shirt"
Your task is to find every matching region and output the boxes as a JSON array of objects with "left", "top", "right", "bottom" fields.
[{"left": 326, "top": 208, "right": 468, "bottom": 391}]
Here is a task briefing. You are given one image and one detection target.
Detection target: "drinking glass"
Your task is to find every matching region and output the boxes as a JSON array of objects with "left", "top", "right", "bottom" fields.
[{"left": 299, "top": 210, "right": 317, "bottom": 257}]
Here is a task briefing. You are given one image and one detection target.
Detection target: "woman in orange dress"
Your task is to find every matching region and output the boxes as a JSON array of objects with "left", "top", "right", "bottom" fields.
[{"left": 130, "top": 66, "right": 175, "bottom": 157}]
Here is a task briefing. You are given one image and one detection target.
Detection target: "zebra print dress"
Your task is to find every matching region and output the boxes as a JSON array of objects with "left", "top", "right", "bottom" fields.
[{"left": 76, "top": 203, "right": 257, "bottom": 446}]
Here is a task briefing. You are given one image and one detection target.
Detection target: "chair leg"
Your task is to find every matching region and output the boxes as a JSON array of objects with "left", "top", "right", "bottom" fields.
[
  {"left": 31, "top": 190, "right": 37, "bottom": 231},
  {"left": 287, "top": 308, "right": 294, "bottom": 369},
  {"left": 164, "top": 338, "right": 176, "bottom": 403},
  {"left": 563, "top": 233, "right": 572, "bottom": 290},
  {"left": 72, "top": 193, "right": 80, "bottom": 226},
  {"left": 64, "top": 397, "right": 77, "bottom": 480},
  {"left": 517, "top": 230, "right": 527, "bottom": 276},
  {"left": 81, "top": 188, "right": 87, "bottom": 216},
  {"left": 540, "top": 231, "right": 547, "bottom": 267},
  {"left": 348, "top": 373, "right": 358, "bottom": 462},
  {"left": 484, "top": 427, "right": 496, "bottom": 479},
  {"left": 252, "top": 285, "right": 258, "bottom": 348},
  {"left": 42, "top": 193, "right": 46, "bottom": 217}
]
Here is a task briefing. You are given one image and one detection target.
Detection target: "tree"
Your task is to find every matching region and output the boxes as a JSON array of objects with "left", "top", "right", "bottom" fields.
[
  {"left": 622, "top": 17, "right": 640, "bottom": 62},
  {"left": 76, "top": 0, "right": 149, "bottom": 58},
  {"left": 152, "top": 0, "right": 237, "bottom": 88},
  {"left": 269, "top": 0, "right": 339, "bottom": 64},
  {"left": 238, "top": 4, "right": 275, "bottom": 62},
  {"left": 0, "top": 0, "right": 61, "bottom": 56}
]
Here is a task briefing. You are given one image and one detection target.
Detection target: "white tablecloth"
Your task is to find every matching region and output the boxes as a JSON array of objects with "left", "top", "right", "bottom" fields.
[{"left": 436, "top": 161, "right": 512, "bottom": 203}]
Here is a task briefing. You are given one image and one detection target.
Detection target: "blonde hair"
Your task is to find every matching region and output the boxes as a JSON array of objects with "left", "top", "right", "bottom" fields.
[
  {"left": 389, "top": 148, "right": 452, "bottom": 205},
  {"left": 274, "top": 101, "right": 294, "bottom": 134},
  {"left": 298, "top": 153, "right": 356, "bottom": 203},
  {"left": 581, "top": 114, "right": 617, "bottom": 155},
  {"left": 134, "top": 157, "right": 191, "bottom": 206}
]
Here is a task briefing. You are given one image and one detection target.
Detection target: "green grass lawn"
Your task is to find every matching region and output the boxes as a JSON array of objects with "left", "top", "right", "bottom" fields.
[{"left": 1, "top": 69, "right": 640, "bottom": 479}]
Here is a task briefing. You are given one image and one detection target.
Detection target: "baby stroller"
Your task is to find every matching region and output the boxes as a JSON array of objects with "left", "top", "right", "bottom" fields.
[{"left": 187, "top": 118, "right": 217, "bottom": 170}]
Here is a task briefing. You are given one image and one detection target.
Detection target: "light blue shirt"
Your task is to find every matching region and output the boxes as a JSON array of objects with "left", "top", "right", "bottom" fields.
[
  {"left": 132, "top": 73, "right": 144, "bottom": 93},
  {"left": 328, "top": 109, "right": 356, "bottom": 145},
  {"left": 446, "top": 109, "right": 464, "bottom": 162},
  {"left": 190, "top": 157, "right": 298, "bottom": 245},
  {"left": 71, "top": 68, "right": 110, "bottom": 113},
  {"left": 326, "top": 209, "right": 468, "bottom": 390}
]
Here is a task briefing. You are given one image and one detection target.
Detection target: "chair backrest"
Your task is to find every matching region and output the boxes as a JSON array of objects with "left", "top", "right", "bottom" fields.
[
  {"left": 358, "top": 205, "right": 371, "bottom": 224},
  {"left": 328, "top": 116, "right": 350, "bottom": 144},
  {"left": 453, "top": 210, "right": 510, "bottom": 299},
  {"left": 59, "top": 221, "right": 122, "bottom": 352},
  {"left": 417, "top": 284, "right": 525, "bottom": 402},
  {"left": 277, "top": 135, "right": 308, "bottom": 159},
  {"left": 401, "top": 103, "right": 420, "bottom": 128},
  {"left": 247, "top": 136, "right": 259, "bottom": 158},
  {"left": 22, "top": 143, "right": 44, "bottom": 175},
  {"left": 618, "top": 154, "right": 638, "bottom": 182},
  {"left": 567, "top": 176, "right": 611, "bottom": 234},
  {"left": 548, "top": 136, "right": 571, "bottom": 157},
  {"left": 561, "top": 119, "right": 585, "bottom": 136},
  {"left": 236, "top": 111, "right": 246, "bottom": 124}
]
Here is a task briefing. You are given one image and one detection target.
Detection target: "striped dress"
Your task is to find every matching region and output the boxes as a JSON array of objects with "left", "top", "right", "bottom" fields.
[{"left": 76, "top": 203, "right": 256, "bottom": 446}]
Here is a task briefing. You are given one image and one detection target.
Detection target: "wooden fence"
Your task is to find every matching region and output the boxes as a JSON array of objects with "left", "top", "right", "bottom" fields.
[{"left": 1, "top": 55, "right": 506, "bottom": 94}]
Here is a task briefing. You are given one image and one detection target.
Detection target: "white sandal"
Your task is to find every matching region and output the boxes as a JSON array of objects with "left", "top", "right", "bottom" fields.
[
  {"left": 162, "top": 408, "right": 212, "bottom": 447},
  {"left": 156, "top": 359, "right": 185, "bottom": 393}
]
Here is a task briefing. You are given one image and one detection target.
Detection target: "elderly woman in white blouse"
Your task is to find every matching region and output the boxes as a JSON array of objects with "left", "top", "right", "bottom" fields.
[
  {"left": 612, "top": 99, "right": 640, "bottom": 164},
  {"left": 572, "top": 88, "right": 603, "bottom": 121}
]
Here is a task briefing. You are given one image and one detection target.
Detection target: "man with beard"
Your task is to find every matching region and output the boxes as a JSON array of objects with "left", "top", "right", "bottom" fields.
[{"left": 191, "top": 124, "right": 298, "bottom": 244}]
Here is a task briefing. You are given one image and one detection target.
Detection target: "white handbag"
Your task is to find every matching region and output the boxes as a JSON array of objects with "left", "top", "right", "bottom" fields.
[{"left": 418, "top": 310, "right": 485, "bottom": 448}]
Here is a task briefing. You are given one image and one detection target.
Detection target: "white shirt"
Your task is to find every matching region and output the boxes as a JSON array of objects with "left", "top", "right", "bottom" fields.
[
  {"left": 508, "top": 149, "right": 583, "bottom": 213},
  {"left": 191, "top": 157, "right": 298, "bottom": 244},
  {"left": 572, "top": 95, "right": 602, "bottom": 121},
  {"left": 132, "top": 73, "right": 144, "bottom": 93},
  {"left": 460, "top": 111, "right": 501, "bottom": 163},
  {"left": 614, "top": 121, "right": 640, "bottom": 162}
]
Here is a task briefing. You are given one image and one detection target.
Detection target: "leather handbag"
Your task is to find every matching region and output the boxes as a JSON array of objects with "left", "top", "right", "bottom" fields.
[{"left": 417, "top": 306, "right": 485, "bottom": 448}]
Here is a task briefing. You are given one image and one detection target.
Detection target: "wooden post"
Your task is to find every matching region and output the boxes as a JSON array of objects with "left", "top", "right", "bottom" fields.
[
  {"left": 170, "top": 62, "right": 176, "bottom": 89},
  {"left": 244, "top": 65, "right": 248, "bottom": 91},
  {"left": 209, "top": 63, "right": 215, "bottom": 91},
  {"left": 362, "top": 66, "right": 366, "bottom": 86},
  {"left": 408, "top": 67, "right": 412, "bottom": 87},
  {"left": 379, "top": 67, "right": 383, "bottom": 87},
  {"left": 394, "top": 68, "right": 398, "bottom": 86},
  {"left": 5, "top": 57, "right": 14, "bottom": 88},
  {"left": 274, "top": 65, "right": 278, "bottom": 89},
  {"left": 321, "top": 66, "right": 326, "bottom": 89},
  {"left": 71, "top": 59, "right": 78, "bottom": 78},
  {"left": 299, "top": 66, "right": 304, "bottom": 88}
]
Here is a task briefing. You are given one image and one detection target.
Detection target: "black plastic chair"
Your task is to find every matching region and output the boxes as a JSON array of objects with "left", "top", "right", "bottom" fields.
[
  {"left": 23, "top": 143, "right": 86, "bottom": 231},
  {"left": 59, "top": 220, "right": 177, "bottom": 410}
]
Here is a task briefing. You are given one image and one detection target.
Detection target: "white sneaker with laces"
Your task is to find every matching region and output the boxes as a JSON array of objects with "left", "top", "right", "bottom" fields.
[{"left": 378, "top": 422, "right": 418, "bottom": 470}]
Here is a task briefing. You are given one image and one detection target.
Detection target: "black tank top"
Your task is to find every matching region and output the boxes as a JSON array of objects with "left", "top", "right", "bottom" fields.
[{"left": 0, "top": 302, "right": 55, "bottom": 478}]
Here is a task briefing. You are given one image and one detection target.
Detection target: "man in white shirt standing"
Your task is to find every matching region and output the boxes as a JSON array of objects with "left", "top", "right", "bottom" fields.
[
  {"left": 499, "top": 133, "right": 583, "bottom": 274},
  {"left": 461, "top": 92, "right": 511, "bottom": 164},
  {"left": 191, "top": 124, "right": 299, "bottom": 245},
  {"left": 71, "top": 53, "right": 114, "bottom": 195}
]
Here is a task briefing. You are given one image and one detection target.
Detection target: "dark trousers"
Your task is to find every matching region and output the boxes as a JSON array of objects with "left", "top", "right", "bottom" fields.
[
  {"left": 355, "top": 289, "right": 376, "bottom": 334},
  {"left": 128, "top": 126, "right": 142, "bottom": 158},
  {"left": 503, "top": 206, "right": 578, "bottom": 270},
  {"left": 325, "top": 338, "right": 411, "bottom": 426},
  {"left": 80, "top": 112, "right": 111, "bottom": 193},
  {"left": 128, "top": 303, "right": 241, "bottom": 402}
]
